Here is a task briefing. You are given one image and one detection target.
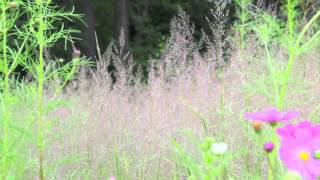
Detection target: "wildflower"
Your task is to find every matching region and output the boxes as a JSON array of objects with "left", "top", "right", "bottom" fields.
[
  {"left": 211, "top": 142, "right": 228, "bottom": 155},
  {"left": 277, "top": 121, "right": 320, "bottom": 180},
  {"left": 263, "top": 141, "right": 274, "bottom": 153},
  {"left": 109, "top": 176, "right": 116, "bottom": 180},
  {"left": 245, "top": 107, "right": 300, "bottom": 126}
]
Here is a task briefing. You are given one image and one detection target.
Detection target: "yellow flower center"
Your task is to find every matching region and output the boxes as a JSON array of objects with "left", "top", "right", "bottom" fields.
[{"left": 299, "top": 152, "right": 310, "bottom": 161}]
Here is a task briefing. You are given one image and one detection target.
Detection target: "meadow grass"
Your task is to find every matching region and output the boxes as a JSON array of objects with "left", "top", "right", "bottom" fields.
[{"left": 0, "top": 0, "right": 320, "bottom": 179}]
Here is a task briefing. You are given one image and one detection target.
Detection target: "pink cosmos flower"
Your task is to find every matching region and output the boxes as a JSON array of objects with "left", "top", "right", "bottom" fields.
[
  {"left": 245, "top": 107, "right": 300, "bottom": 123},
  {"left": 277, "top": 121, "right": 320, "bottom": 180},
  {"left": 109, "top": 176, "right": 116, "bottom": 180}
]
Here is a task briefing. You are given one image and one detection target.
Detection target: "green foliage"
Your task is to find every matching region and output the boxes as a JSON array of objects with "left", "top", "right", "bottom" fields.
[
  {"left": 172, "top": 136, "right": 233, "bottom": 180},
  {"left": 0, "top": 0, "right": 89, "bottom": 178},
  {"left": 0, "top": 0, "right": 27, "bottom": 177},
  {"left": 234, "top": 0, "right": 252, "bottom": 49},
  {"left": 238, "top": 0, "right": 320, "bottom": 109}
]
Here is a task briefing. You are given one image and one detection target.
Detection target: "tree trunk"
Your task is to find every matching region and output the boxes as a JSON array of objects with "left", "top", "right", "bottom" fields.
[{"left": 78, "top": 0, "right": 96, "bottom": 59}]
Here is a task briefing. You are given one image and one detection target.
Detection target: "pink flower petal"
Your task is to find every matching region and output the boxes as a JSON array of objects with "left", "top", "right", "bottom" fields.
[
  {"left": 294, "top": 129, "right": 313, "bottom": 142},
  {"left": 282, "top": 111, "right": 300, "bottom": 121},
  {"left": 245, "top": 107, "right": 299, "bottom": 123},
  {"left": 277, "top": 120, "right": 320, "bottom": 180},
  {"left": 306, "top": 160, "right": 320, "bottom": 178},
  {"left": 277, "top": 124, "right": 295, "bottom": 136}
]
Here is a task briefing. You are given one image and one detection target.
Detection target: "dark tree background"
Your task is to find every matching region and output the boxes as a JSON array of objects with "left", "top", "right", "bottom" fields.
[
  {"left": 55, "top": 0, "right": 220, "bottom": 64},
  {"left": 55, "top": 0, "right": 320, "bottom": 65}
]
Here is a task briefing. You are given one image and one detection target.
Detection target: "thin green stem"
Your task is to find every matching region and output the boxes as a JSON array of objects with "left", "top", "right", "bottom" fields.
[
  {"left": 297, "top": 9, "right": 320, "bottom": 47},
  {"left": 1, "top": 1, "right": 10, "bottom": 177},
  {"left": 37, "top": 42, "right": 45, "bottom": 180},
  {"left": 278, "top": 52, "right": 295, "bottom": 109},
  {"left": 287, "top": 0, "right": 294, "bottom": 42},
  {"left": 277, "top": 0, "right": 297, "bottom": 109},
  {"left": 279, "top": 8, "right": 320, "bottom": 110},
  {"left": 300, "top": 29, "right": 320, "bottom": 51},
  {"left": 60, "top": 58, "right": 79, "bottom": 92},
  {"left": 36, "top": 4, "right": 46, "bottom": 179},
  {"left": 266, "top": 153, "right": 275, "bottom": 180},
  {"left": 264, "top": 41, "right": 279, "bottom": 106},
  {"left": 8, "top": 37, "right": 28, "bottom": 74}
]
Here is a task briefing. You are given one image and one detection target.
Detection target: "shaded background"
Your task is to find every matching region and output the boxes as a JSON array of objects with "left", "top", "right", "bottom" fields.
[
  {"left": 56, "top": 0, "right": 319, "bottom": 65},
  {"left": 57, "top": 0, "right": 233, "bottom": 65}
]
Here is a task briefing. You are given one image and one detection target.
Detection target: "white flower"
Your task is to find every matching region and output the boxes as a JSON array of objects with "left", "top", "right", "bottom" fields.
[{"left": 211, "top": 142, "right": 228, "bottom": 155}]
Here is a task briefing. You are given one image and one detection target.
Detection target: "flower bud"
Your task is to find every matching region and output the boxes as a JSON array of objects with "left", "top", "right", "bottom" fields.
[
  {"left": 270, "top": 121, "right": 278, "bottom": 127},
  {"left": 8, "top": 2, "right": 18, "bottom": 9},
  {"left": 264, "top": 142, "right": 274, "bottom": 153},
  {"left": 252, "top": 121, "right": 263, "bottom": 133},
  {"left": 313, "top": 150, "right": 320, "bottom": 159}
]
